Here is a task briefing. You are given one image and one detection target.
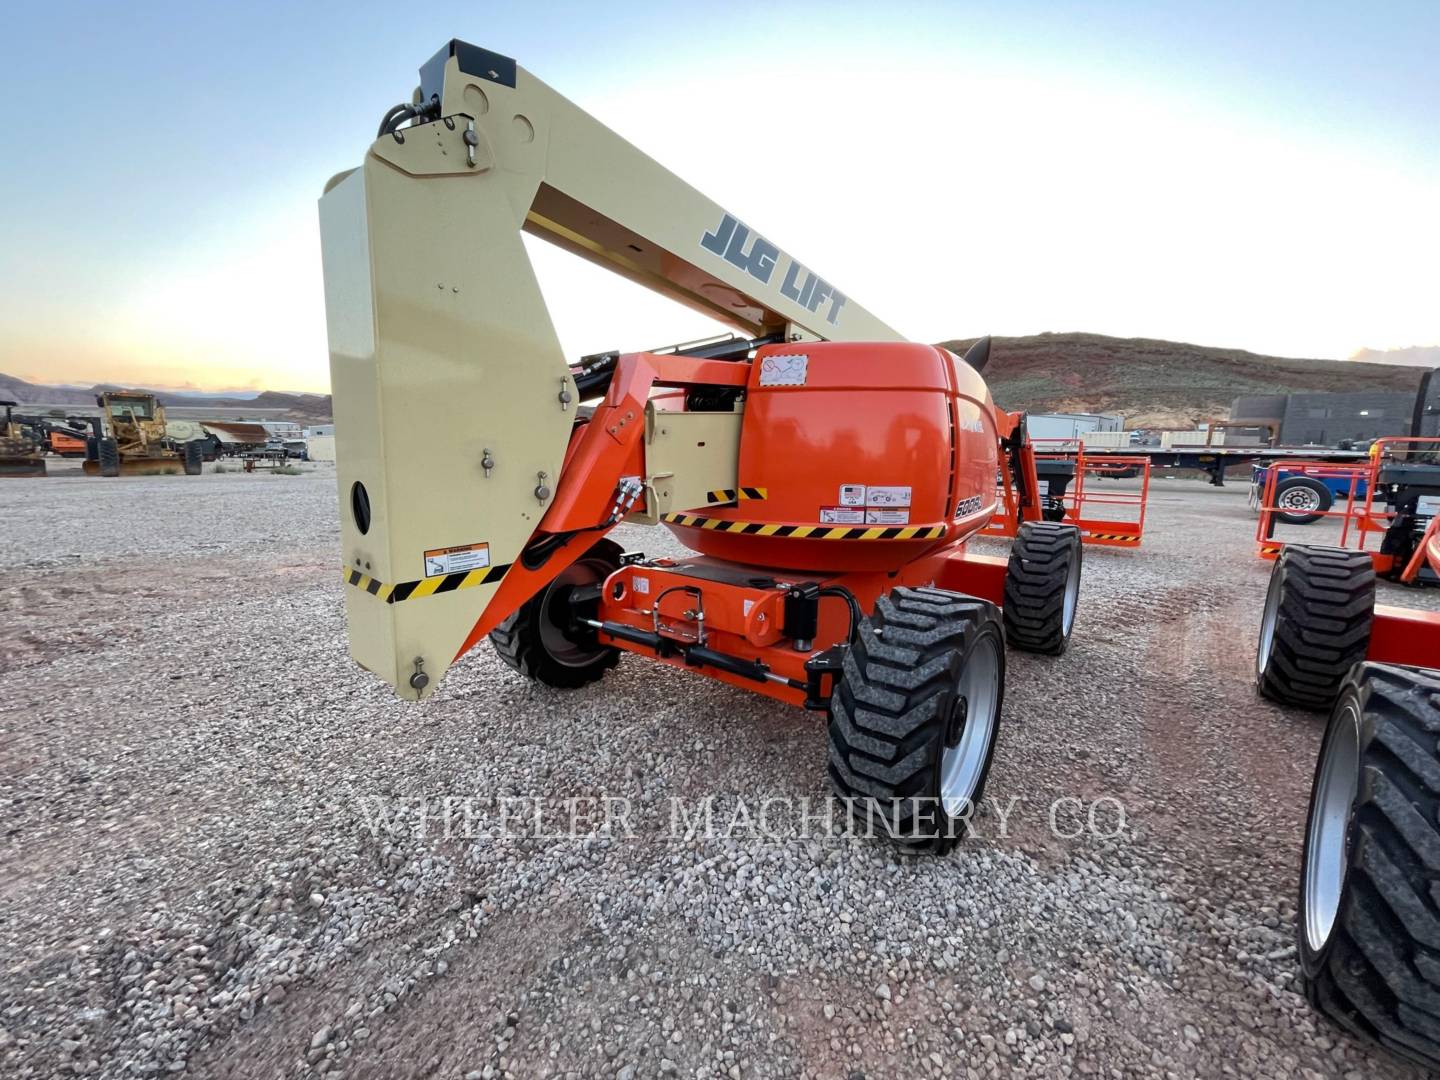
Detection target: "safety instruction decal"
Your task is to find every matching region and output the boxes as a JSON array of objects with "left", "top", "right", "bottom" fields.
[
  {"left": 424, "top": 542, "right": 491, "bottom": 578},
  {"left": 820, "top": 506, "right": 866, "bottom": 524},
  {"left": 865, "top": 508, "right": 911, "bottom": 525},
  {"left": 866, "top": 485, "right": 912, "bottom": 507},
  {"left": 758, "top": 354, "right": 809, "bottom": 386}
]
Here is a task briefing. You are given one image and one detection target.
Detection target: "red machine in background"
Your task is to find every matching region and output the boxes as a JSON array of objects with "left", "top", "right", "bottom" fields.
[{"left": 1255, "top": 438, "right": 1440, "bottom": 1070}]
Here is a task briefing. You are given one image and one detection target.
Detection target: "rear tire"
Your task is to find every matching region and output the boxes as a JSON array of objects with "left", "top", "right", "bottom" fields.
[
  {"left": 1003, "top": 521, "right": 1082, "bottom": 654},
  {"left": 1299, "top": 664, "right": 1440, "bottom": 1072},
  {"left": 489, "top": 539, "right": 622, "bottom": 689},
  {"left": 1274, "top": 476, "right": 1333, "bottom": 526},
  {"left": 1256, "top": 545, "right": 1374, "bottom": 710},
  {"left": 98, "top": 438, "right": 120, "bottom": 478},
  {"left": 183, "top": 439, "right": 204, "bottom": 476},
  {"left": 827, "top": 587, "right": 1005, "bottom": 855}
]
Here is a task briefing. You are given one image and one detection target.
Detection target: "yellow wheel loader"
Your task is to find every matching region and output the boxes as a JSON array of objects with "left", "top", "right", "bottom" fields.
[
  {"left": 0, "top": 400, "right": 46, "bottom": 478},
  {"left": 82, "top": 391, "right": 205, "bottom": 477}
]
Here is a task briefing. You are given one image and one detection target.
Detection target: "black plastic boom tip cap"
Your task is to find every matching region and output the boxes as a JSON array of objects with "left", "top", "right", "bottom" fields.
[{"left": 960, "top": 336, "right": 992, "bottom": 373}]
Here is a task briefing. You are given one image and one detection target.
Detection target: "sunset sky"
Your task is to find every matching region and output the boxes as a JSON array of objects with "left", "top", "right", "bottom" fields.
[{"left": 2, "top": 1, "right": 1436, "bottom": 393}]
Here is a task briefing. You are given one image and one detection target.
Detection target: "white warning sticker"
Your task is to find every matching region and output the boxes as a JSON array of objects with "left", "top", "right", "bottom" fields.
[
  {"left": 820, "top": 506, "right": 866, "bottom": 524},
  {"left": 865, "top": 508, "right": 911, "bottom": 525},
  {"left": 839, "top": 484, "right": 866, "bottom": 507},
  {"left": 423, "top": 542, "right": 491, "bottom": 578},
  {"left": 632, "top": 576, "right": 650, "bottom": 595},
  {"left": 758, "top": 353, "right": 809, "bottom": 386},
  {"left": 866, "top": 485, "right": 912, "bottom": 508}
]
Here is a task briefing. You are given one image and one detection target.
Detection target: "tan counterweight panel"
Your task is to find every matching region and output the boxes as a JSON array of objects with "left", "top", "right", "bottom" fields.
[{"left": 320, "top": 43, "right": 904, "bottom": 700}]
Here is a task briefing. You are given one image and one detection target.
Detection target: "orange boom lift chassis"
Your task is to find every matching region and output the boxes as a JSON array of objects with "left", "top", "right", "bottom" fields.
[{"left": 321, "top": 41, "right": 1083, "bottom": 852}]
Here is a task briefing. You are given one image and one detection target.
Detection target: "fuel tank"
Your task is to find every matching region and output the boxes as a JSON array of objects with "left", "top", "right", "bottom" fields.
[{"left": 663, "top": 341, "right": 1000, "bottom": 572}]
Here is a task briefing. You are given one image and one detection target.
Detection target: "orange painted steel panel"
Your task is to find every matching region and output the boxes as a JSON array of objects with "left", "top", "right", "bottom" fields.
[
  {"left": 1368, "top": 605, "right": 1440, "bottom": 668},
  {"left": 666, "top": 342, "right": 999, "bottom": 571}
]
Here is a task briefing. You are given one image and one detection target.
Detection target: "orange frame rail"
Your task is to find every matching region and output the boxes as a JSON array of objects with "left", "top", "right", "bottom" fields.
[
  {"left": 1254, "top": 437, "right": 1440, "bottom": 572},
  {"left": 984, "top": 439, "right": 1150, "bottom": 548}
]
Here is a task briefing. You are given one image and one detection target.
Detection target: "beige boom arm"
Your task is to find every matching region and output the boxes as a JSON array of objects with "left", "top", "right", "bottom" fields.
[{"left": 320, "top": 40, "right": 904, "bottom": 700}]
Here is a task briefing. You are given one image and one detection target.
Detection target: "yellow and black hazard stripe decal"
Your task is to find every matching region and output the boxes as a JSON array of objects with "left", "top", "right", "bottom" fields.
[
  {"left": 343, "top": 562, "right": 511, "bottom": 604},
  {"left": 663, "top": 512, "right": 945, "bottom": 541},
  {"left": 705, "top": 486, "right": 768, "bottom": 504},
  {"left": 1085, "top": 532, "right": 1139, "bottom": 542}
]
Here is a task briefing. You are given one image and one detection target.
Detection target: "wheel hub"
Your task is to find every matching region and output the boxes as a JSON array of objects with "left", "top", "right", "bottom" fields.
[
  {"left": 946, "top": 696, "right": 969, "bottom": 748},
  {"left": 939, "top": 637, "right": 1001, "bottom": 816}
]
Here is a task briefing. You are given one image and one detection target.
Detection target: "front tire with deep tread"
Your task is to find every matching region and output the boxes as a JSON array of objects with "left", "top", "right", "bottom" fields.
[
  {"left": 827, "top": 587, "right": 1005, "bottom": 855},
  {"left": 98, "top": 438, "right": 120, "bottom": 478},
  {"left": 1003, "top": 521, "right": 1082, "bottom": 654},
  {"left": 1256, "top": 545, "right": 1374, "bottom": 710},
  {"left": 1299, "top": 664, "right": 1440, "bottom": 1072},
  {"left": 489, "top": 539, "right": 622, "bottom": 689},
  {"left": 183, "top": 439, "right": 204, "bottom": 476}
]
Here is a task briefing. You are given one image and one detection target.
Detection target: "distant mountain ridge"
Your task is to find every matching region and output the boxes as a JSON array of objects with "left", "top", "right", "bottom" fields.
[
  {"left": 939, "top": 332, "right": 1427, "bottom": 428},
  {"left": 0, "top": 373, "right": 332, "bottom": 422}
]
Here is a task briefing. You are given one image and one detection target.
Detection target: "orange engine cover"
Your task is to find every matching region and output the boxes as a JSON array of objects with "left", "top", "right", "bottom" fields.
[{"left": 664, "top": 341, "right": 1000, "bottom": 572}]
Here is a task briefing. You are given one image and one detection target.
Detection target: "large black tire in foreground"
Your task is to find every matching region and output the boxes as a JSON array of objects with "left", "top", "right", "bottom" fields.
[
  {"left": 98, "top": 438, "right": 120, "bottom": 478},
  {"left": 1002, "top": 521, "right": 1082, "bottom": 654},
  {"left": 183, "top": 439, "right": 204, "bottom": 476},
  {"left": 489, "top": 539, "right": 622, "bottom": 689},
  {"left": 1256, "top": 545, "right": 1374, "bottom": 710},
  {"left": 1299, "top": 664, "right": 1440, "bottom": 1071},
  {"left": 828, "top": 587, "right": 1005, "bottom": 855}
]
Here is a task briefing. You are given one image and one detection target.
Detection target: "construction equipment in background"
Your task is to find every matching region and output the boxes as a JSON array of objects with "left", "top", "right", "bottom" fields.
[
  {"left": 319, "top": 40, "right": 1083, "bottom": 852},
  {"left": 82, "top": 391, "right": 204, "bottom": 477},
  {"left": 1255, "top": 533, "right": 1440, "bottom": 1069},
  {"left": 1253, "top": 437, "right": 1440, "bottom": 580},
  {"left": 0, "top": 400, "right": 46, "bottom": 477},
  {"left": 983, "top": 439, "right": 1151, "bottom": 548}
]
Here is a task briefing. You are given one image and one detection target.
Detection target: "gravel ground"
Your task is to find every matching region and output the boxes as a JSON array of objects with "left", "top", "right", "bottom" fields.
[{"left": 2, "top": 462, "right": 1435, "bottom": 1080}]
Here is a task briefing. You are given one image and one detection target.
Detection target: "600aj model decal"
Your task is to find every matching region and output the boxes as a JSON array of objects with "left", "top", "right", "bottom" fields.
[{"left": 699, "top": 211, "right": 849, "bottom": 326}]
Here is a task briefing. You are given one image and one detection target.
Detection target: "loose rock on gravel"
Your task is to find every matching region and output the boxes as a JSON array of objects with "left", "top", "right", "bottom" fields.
[{"left": 0, "top": 464, "right": 1433, "bottom": 1079}]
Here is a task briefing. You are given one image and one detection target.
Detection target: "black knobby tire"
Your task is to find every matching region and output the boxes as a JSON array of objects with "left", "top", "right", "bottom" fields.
[
  {"left": 489, "top": 538, "right": 622, "bottom": 689},
  {"left": 1256, "top": 545, "right": 1374, "bottom": 710},
  {"left": 98, "top": 438, "right": 120, "bottom": 478},
  {"left": 1274, "top": 476, "right": 1334, "bottom": 526},
  {"left": 85, "top": 436, "right": 98, "bottom": 462},
  {"left": 183, "top": 439, "right": 204, "bottom": 476},
  {"left": 1299, "top": 664, "right": 1440, "bottom": 1072},
  {"left": 827, "top": 587, "right": 1005, "bottom": 855},
  {"left": 1002, "top": 521, "right": 1082, "bottom": 654}
]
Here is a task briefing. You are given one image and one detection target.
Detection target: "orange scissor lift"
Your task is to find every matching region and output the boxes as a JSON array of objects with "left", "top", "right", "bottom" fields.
[{"left": 984, "top": 437, "right": 1150, "bottom": 548}]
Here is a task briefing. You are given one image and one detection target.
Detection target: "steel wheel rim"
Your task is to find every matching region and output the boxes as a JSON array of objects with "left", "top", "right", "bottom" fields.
[
  {"left": 1304, "top": 702, "right": 1360, "bottom": 952},
  {"left": 1257, "top": 571, "right": 1281, "bottom": 675},
  {"left": 538, "top": 556, "right": 611, "bottom": 667},
  {"left": 1280, "top": 486, "right": 1321, "bottom": 512},
  {"left": 940, "top": 635, "right": 1001, "bottom": 816},
  {"left": 1062, "top": 559, "right": 1080, "bottom": 637}
]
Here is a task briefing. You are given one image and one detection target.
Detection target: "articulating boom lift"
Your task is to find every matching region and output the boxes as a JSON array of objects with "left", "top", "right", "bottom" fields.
[{"left": 321, "top": 40, "right": 1080, "bottom": 850}]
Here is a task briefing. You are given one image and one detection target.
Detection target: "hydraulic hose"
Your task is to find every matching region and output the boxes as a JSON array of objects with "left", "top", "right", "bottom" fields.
[{"left": 817, "top": 586, "right": 863, "bottom": 645}]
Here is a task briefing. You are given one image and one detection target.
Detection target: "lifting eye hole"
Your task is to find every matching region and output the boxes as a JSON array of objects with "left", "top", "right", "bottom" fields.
[
  {"left": 611, "top": 580, "right": 626, "bottom": 601},
  {"left": 351, "top": 481, "right": 372, "bottom": 535}
]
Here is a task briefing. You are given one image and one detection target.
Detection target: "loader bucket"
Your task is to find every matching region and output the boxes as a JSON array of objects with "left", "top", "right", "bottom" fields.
[{"left": 82, "top": 457, "right": 184, "bottom": 477}]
